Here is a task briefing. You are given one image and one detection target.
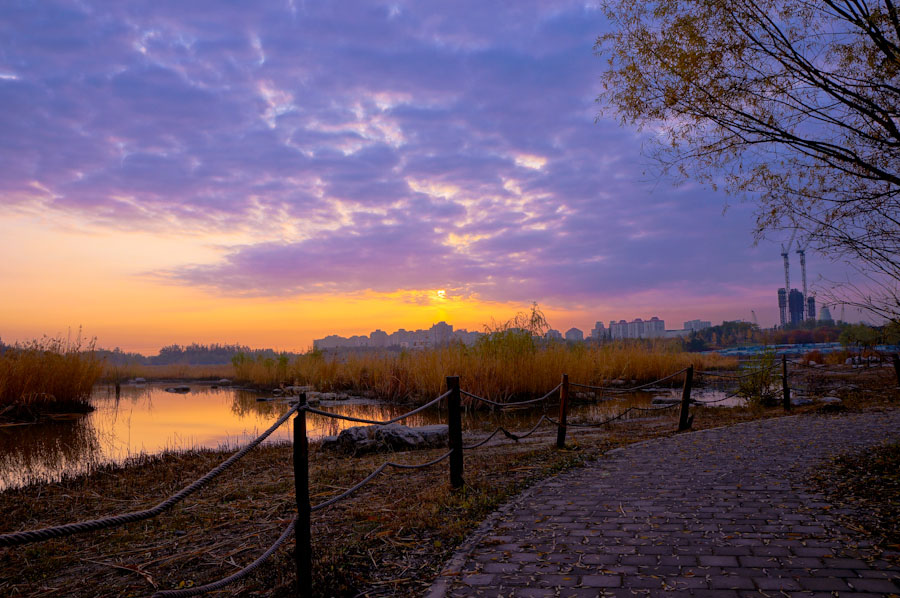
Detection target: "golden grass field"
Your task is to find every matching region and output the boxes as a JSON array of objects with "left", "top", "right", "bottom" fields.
[
  {"left": 232, "top": 337, "right": 738, "bottom": 401},
  {"left": 0, "top": 337, "right": 102, "bottom": 418}
]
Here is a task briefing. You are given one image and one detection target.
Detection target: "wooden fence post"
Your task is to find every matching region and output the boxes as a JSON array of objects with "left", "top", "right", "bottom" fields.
[
  {"left": 556, "top": 374, "right": 569, "bottom": 449},
  {"left": 678, "top": 365, "right": 694, "bottom": 432},
  {"left": 782, "top": 355, "right": 791, "bottom": 412},
  {"left": 893, "top": 354, "right": 900, "bottom": 390},
  {"left": 446, "top": 376, "right": 464, "bottom": 489},
  {"left": 293, "top": 394, "right": 312, "bottom": 596}
]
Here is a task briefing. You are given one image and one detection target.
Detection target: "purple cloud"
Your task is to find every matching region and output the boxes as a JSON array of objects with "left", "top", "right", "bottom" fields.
[{"left": 0, "top": 0, "right": 853, "bottom": 322}]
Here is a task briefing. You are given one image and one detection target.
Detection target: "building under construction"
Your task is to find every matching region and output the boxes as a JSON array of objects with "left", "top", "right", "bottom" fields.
[{"left": 777, "top": 236, "right": 816, "bottom": 328}]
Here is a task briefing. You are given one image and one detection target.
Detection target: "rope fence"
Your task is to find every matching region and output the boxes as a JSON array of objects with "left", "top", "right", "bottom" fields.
[
  {"left": 4, "top": 350, "right": 872, "bottom": 596},
  {"left": 0, "top": 403, "right": 302, "bottom": 548},
  {"left": 568, "top": 367, "right": 689, "bottom": 393}
]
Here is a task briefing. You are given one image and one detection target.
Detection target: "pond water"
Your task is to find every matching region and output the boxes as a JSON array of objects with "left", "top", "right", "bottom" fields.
[{"left": 0, "top": 382, "right": 738, "bottom": 490}]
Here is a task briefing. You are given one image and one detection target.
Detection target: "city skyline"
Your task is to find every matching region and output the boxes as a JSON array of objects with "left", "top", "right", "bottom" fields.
[{"left": 313, "top": 315, "right": 728, "bottom": 351}]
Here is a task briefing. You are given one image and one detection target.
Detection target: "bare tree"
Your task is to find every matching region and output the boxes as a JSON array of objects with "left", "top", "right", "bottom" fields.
[{"left": 597, "top": 0, "right": 900, "bottom": 320}]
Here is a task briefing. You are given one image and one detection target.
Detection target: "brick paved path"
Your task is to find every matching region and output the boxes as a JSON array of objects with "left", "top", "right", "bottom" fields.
[{"left": 428, "top": 412, "right": 900, "bottom": 597}]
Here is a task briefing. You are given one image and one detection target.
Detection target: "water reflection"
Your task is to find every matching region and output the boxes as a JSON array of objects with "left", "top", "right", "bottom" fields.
[
  {"left": 0, "top": 418, "right": 101, "bottom": 489},
  {"left": 0, "top": 383, "right": 738, "bottom": 490}
]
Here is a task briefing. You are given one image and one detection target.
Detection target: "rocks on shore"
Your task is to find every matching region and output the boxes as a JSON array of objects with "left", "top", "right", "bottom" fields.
[{"left": 321, "top": 423, "right": 449, "bottom": 455}]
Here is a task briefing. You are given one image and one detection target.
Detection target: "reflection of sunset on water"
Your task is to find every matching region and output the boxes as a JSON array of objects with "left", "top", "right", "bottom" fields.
[
  {"left": 0, "top": 383, "right": 726, "bottom": 489},
  {"left": 0, "top": 384, "right": 447, "bottom": 489}
]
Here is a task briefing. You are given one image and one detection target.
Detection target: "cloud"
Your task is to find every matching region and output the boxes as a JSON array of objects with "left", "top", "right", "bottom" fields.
[{"left": 0, "top": 0, "right": 808, "bottom": 311}]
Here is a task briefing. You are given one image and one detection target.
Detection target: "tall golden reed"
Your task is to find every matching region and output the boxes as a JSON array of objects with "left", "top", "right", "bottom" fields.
[
  {"left": 0, "top": 335, "right": 103, "bottom": 416},
  {"left": 233, "top": 335, "right": 736, "bottom": 403}
]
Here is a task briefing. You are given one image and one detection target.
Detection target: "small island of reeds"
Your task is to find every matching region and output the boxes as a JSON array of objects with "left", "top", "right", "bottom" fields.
[{"left": 0, "top": 335, "right": 103, "bottom": 423}]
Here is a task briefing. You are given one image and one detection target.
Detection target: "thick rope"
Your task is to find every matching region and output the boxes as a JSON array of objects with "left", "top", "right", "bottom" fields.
[
  {"left": 696, "top": 363, "right": 781, "bottom": 379},
  {"left": 304, "top": 390, "right": 450, "bottom": 426},
  {"left": 568, "top": 368, "right": 689, "bottom": 393},
  {"left": 152, "top": 516, "right": 297, "bottom": 598},
  {"left": 461, "top": 384, "right": 561, "bottom": 408},
  {"left": 311, "top": 450, "right": 453, "bottom": 512},
  {"left": 0, "top": 404, "right": 301, "bottom": 547},
  {"left": 463, "top": 416, "right": 552, "bottom": 449},
  {"left": 545, "top": 401, "right": 676, "bottom": 429}
]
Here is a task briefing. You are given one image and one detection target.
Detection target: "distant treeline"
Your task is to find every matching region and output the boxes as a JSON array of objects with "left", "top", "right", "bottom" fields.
[{"left": 93, "top": 343, "right": 303, "bottom": 366}]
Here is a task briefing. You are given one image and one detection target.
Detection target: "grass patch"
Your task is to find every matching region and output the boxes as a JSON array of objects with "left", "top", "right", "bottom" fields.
[{"left": 0, "top": 335, "right": 103, "bottom": 421}]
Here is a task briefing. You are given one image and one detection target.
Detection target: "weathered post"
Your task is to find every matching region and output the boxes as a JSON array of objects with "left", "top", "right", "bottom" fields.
[
  {"left": 782, "top": 355, "right": 791, "bottom": 411},
  {"left": 678, "top": 365, "right": 694, "bottom": 432},
  {"left": 293, "top": 394, "right": 312, "bottom": 596},
  {"left": 893, "top": 353, "right": 900, "bottom": 390},
  {"left": 556, "top": 374, "right": 569, "bottom": 449},
  {"left": 446, "top": 376, "right": 464, "bottom": 489}
]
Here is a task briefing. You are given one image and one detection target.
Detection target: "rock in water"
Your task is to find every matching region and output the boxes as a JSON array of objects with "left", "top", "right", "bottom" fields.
[
  {"left": 165, "top": 386, "right": 190, "bottom": 393},
  {"left": 322, "top": 423, "right": 449, "bottom": 455}
]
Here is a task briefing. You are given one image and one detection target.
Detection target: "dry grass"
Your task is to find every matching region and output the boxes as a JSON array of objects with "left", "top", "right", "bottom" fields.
[
  {"left": 0, "top": 336, "right": 103, "bottom": 420},
  {"left": 235, "top": 339, "right": 738, "bottom": 402}
]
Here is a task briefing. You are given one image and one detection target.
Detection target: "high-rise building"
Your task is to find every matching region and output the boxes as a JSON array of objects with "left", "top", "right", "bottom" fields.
[
  {"left": 370, "top": 329, "right": 388, "bottom": 347},
  {"left": 565, "top": 327, "right": 584, "bottom": 342},
  {"left": 819, "top": 306, "right": 833, "bottom": 323},
  {"left": 806, "top": 296, "right": 816, "bottom": 321},
  {"left": 544, "top": 329, "right": 563, "bottom": 341},
  {"left": 609, "top": 317, "right": 666, "bottom": 339},
  {"left": 430, "top": 321, "right": 453, "bottom": 346},
  {"left": 778, "top": 288, "right": 787, "bottom": 327},
  {"left": 684, "top": 319, "right": 712, "bottom": 331},
  {"left": 789, "top": 289, "right": 804, "bottom": 326}
]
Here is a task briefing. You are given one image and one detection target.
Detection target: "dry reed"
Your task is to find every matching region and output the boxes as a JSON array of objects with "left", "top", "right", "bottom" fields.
[
  {"left": 0, "top": 335, "right": 103, "bottom": 418},
  {"left": 234, "top": 337, "right": 737, "bottom": 402}
]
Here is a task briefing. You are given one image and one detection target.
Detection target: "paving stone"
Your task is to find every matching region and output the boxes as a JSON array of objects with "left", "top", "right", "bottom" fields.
[
  {"left": 579, "top": 574, "right": 621, "bottom": 587},
  {"left": 428, "top": 412, "right": 900, "bottom": 598}
]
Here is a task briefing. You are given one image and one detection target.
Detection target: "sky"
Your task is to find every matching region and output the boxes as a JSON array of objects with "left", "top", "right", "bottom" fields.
[{"left": 0, "top": 1, "right": 860, "bottom": 353}]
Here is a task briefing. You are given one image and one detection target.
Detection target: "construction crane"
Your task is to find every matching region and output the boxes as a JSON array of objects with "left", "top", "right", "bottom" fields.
[
  {"left": 780, "top": 230, "right": 796, "bottom": 326},
  {"left": 796, "top": 240, "right": 809, "bottom": 321}
]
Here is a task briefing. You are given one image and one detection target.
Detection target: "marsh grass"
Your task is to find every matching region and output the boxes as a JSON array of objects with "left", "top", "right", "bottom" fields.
[
  {"left": 234, "top": 338, "right": 737, "bottom": 402},
  {"left": 0, "top": 335, "right": 103, "bottom": 420}
]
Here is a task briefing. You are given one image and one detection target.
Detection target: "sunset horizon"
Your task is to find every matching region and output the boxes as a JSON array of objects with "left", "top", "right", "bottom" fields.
[{"left": 0, "top": 1, "right": 870, "bottom": 356}]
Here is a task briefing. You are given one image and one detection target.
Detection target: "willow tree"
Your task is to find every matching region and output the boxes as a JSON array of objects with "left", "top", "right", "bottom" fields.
[{"left": 597, "top": 0, "right": 900, "bottom": 320}]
